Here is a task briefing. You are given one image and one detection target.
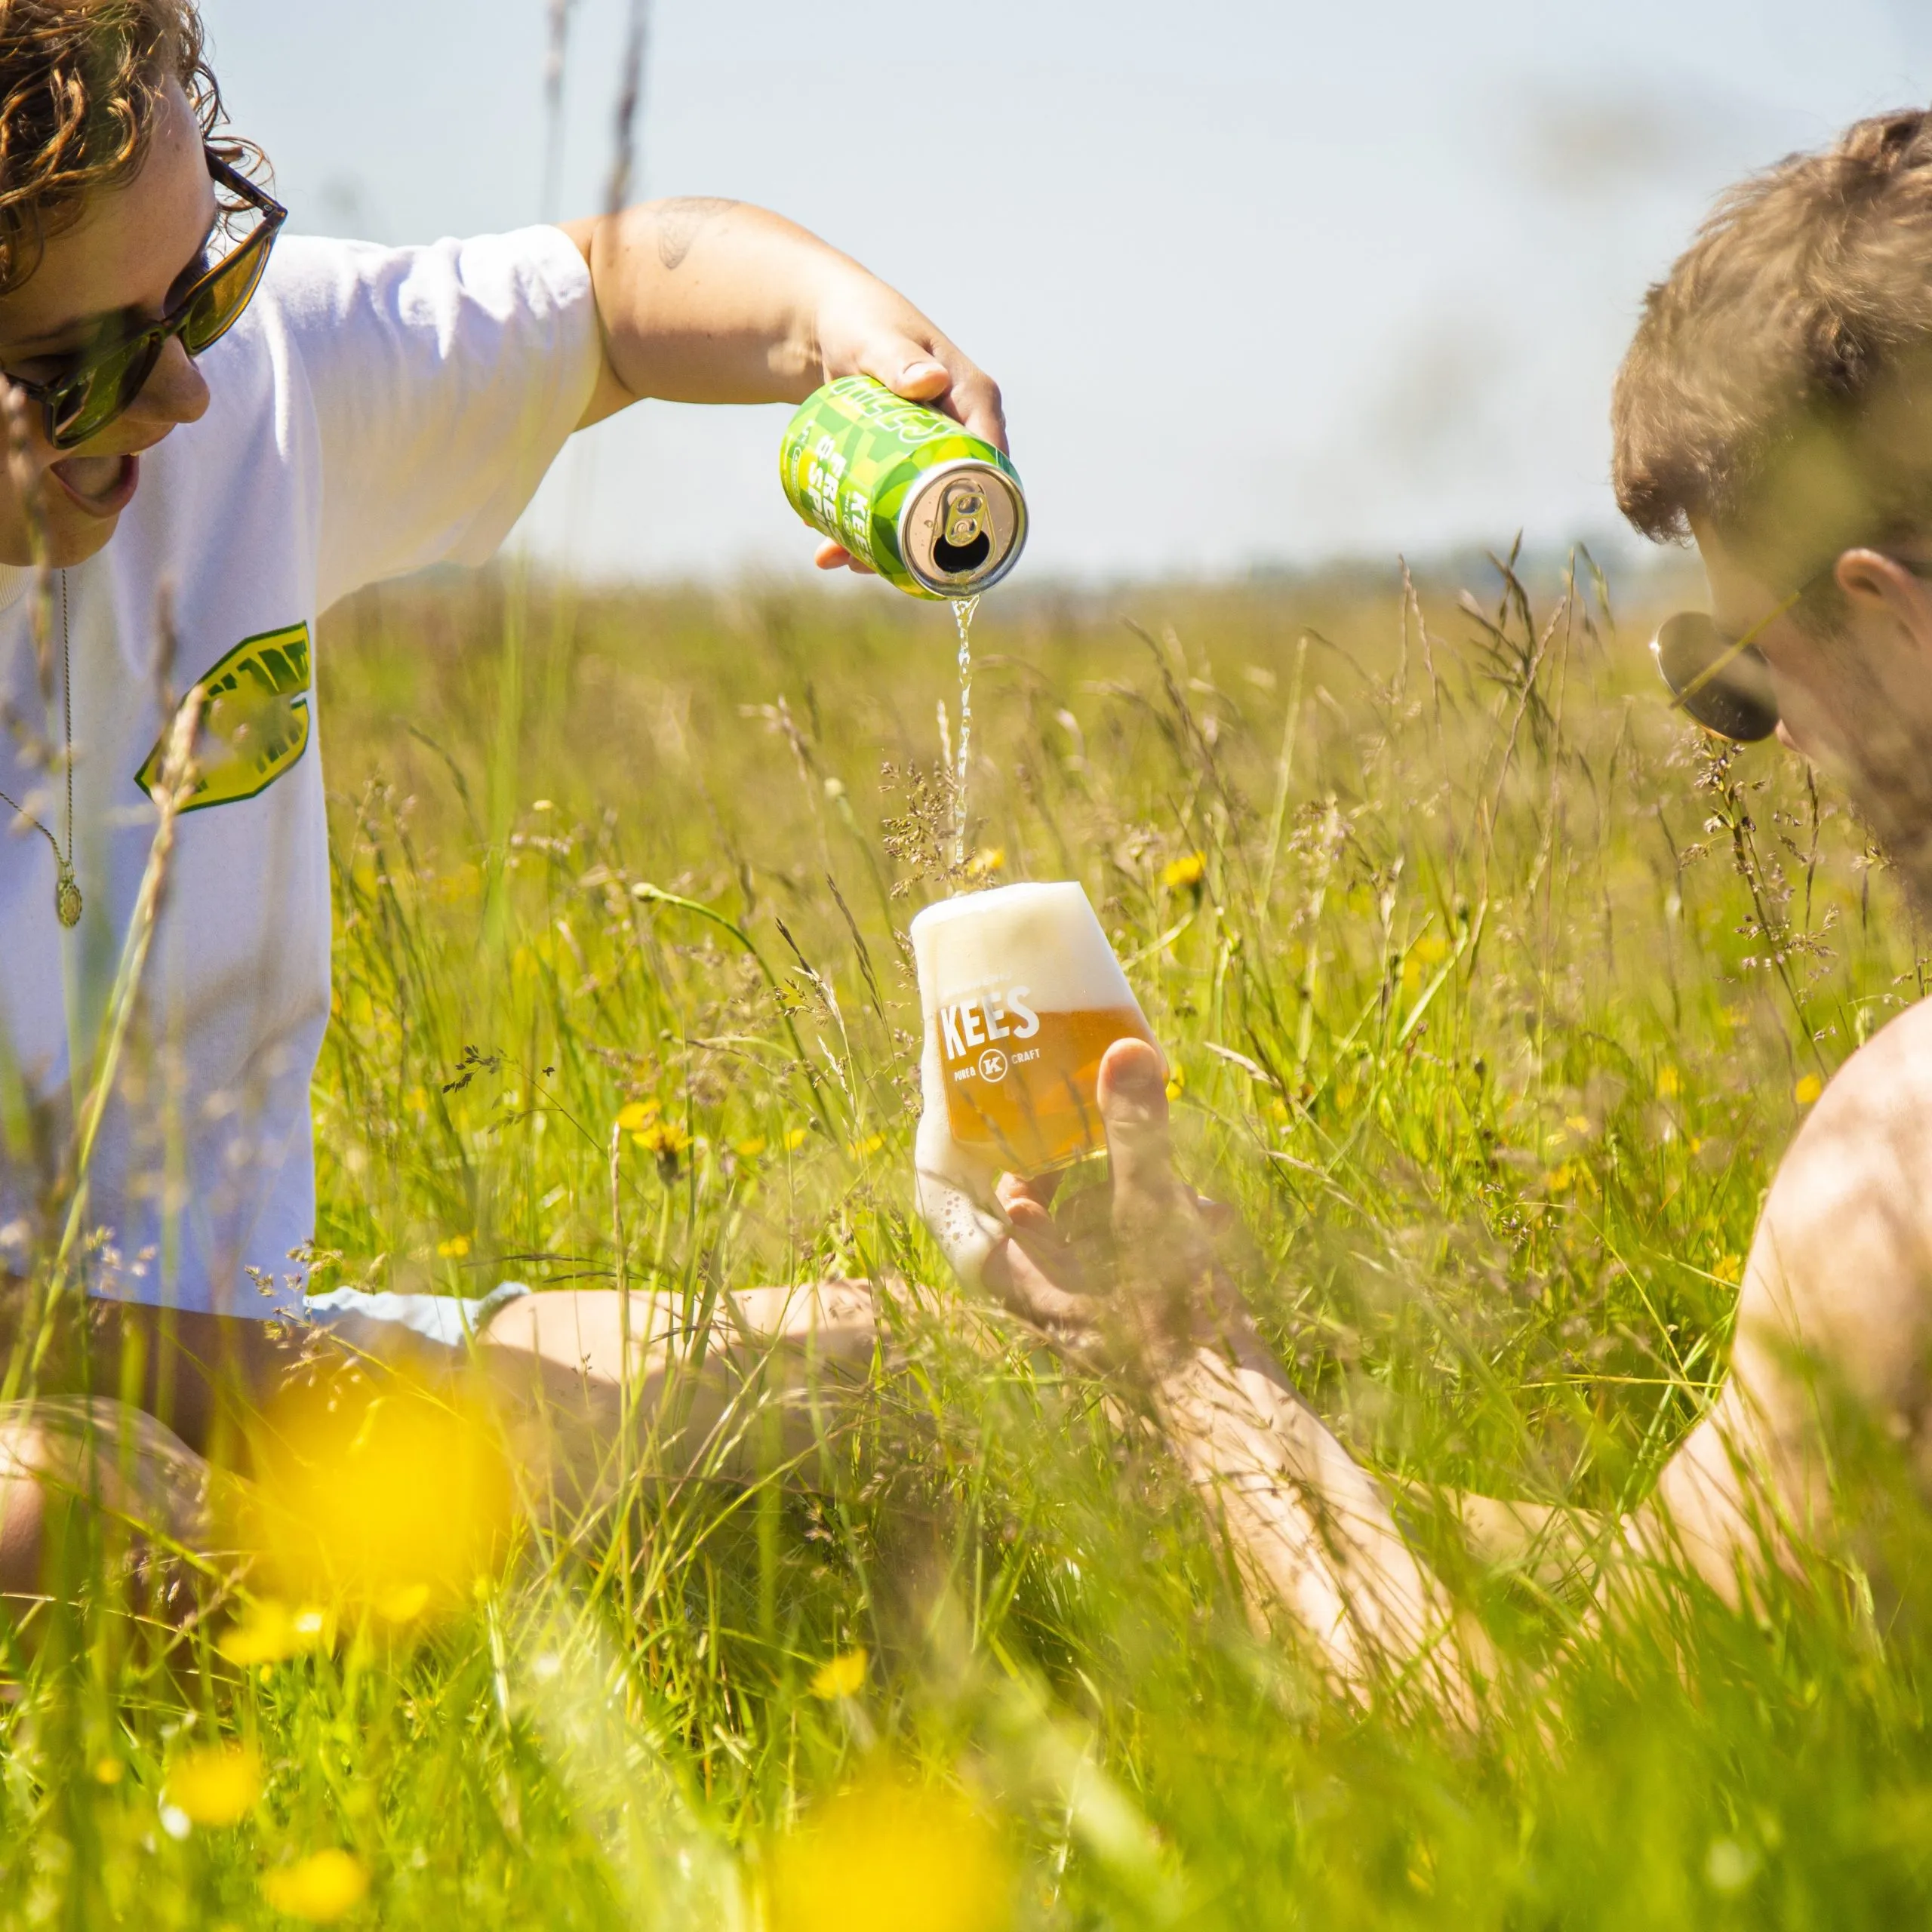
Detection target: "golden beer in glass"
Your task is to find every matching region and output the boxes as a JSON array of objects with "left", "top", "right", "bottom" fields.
[{"left": 912, "top": 881, "right": 1157, "bottom": 1176}]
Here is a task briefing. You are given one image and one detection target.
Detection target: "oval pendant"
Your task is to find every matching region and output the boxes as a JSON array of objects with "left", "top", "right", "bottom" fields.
[{"left": 56, "top": 867, "right": 82, "bottom": 928}]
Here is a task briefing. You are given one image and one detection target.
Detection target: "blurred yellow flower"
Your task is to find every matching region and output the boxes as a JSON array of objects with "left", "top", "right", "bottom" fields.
[
  {"left": 91, "top": 1758, "right": 123, "bottom": 1786},
  {"left": 633, "top": 1118, "right": 691, "bottom": 1158},
  {"left": 1164, "top": 1065, "right": 1186, "bottom": 1102},
  {"left": 403, "top": 1085, "right": 429, "bottom": 1112},
  {"left": 165, "top": 1743, "right": 262, "bottom": 1829},
  {"left": 784, "top": 1127, "right": 809, "bottom": 1152},
  {"left": 1655, "top": 1066, "right": 1681, "bottom": 1099},
  {"left": 435, "top": 1234, "right": 470, "bottom": 1260},
  {"left": 219, "top": 1598, "right": 330, "bottom": 1667},
  {"left": 1564, "top": 1115, "right": 1592, "bottom": 1138},
  {"left": 260, "top": 1850, "right": 370, "bottom": 1922},
  {"left": 734, "top": 1136, "right": 768, "bottom": 1159},
  {"left": 616, "top": 1099, "right": 658, "bottom": 1134},
  {"left": 1543, "top": 1164, "right": 1576, "bottom": 1195},
  {"left": 231, "top": 1374, "right": 512, "bottom": 1624},
  {"left": 1794, "top": 1074, "right": 1824, "bottom": 1106},
  {"left": 770, "top": 1777, "right": 1012, "bottom": 1932},
  {"left": 967, "top": 846, "right": 1005, "bottom": 878},
  {"left": 848, "top": 1133, "right": 886, "bottom": 1158},
  {"left": 809, "top": 1647, "right": 867, "bottom": 1699},
  {"left": 1713, "top": 1252, "right": 1743, "bottom": 1285},
  {"left": 1161, "top": 851, "right": 1205, "bottom": 891},
  {"left": 1414, "top": 932, "right": 1451, "bottom": 964}
]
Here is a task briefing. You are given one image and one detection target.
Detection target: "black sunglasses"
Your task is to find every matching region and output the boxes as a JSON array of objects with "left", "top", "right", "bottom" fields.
[
  {"left": 2, "top": 150, "right": 285, "bottom": 451},
  {"left": 1651, "top": 555, "right": 1932, "bottom": 744}
]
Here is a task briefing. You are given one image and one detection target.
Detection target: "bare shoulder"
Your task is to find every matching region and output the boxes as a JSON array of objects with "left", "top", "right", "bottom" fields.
[
  {"left": 1770, "top": 1001, "right": 1932, "bottom": 1219},
  {"left": 1741, "top": 1000, "right": 1932, "bottom": 1392}
]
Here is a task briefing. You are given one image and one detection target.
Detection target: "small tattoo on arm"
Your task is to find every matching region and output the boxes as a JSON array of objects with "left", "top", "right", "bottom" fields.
[{"left": 654, "top": 196, "right": 737, "bottom": 270}]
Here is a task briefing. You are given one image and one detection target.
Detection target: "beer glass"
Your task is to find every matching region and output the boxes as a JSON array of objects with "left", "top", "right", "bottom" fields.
[{"left": 911, "top": 881, "right": 1157, "bottom": 1177}]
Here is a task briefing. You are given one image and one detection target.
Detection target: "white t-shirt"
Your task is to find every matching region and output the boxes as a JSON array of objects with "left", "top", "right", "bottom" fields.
[{"left": 0, "top": 226, "right": 601, "bottom": 1316}]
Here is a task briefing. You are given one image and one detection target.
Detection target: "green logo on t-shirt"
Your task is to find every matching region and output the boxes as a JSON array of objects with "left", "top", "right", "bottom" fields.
[{"left": 134, "top": 622, "right": 311, "bottom": 813}]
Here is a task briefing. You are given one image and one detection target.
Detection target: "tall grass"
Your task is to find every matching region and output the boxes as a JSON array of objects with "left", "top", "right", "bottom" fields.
[{"left": 8, "top": 556, "right": 1932, "bottom": 1927}]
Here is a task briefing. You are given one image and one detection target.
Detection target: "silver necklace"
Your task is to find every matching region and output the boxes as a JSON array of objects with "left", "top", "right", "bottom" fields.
[{"left": 0, "top": 572, "right": 80, "bottom": 928}]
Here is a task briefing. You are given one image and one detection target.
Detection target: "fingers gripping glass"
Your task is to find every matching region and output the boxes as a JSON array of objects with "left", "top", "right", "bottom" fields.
[{"left": 5, "top": 152, "right": 285, "bottom": 451}]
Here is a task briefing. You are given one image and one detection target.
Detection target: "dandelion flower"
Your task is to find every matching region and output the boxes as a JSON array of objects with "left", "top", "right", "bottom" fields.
[
  {"left": 164, "top": 1743, "right": 262, "bottom": 1829},
  {"left": 734, "top": 1136, "right": 768, "bottom": 1159},
  {"left": 632, "top": 1118, "right": 691, "bottom": 1158},
  {"left": 230, "top": 1374, "right": 512, "bottom": 1624},
  {"left": 1794, "top": 1074, "right": 1823, "bottom": 1106},
  {"left": 219, "top": 1598, "right": 329, "bottom": 1667},
  {"left": 260, "top": 1850, "right": 371, "bottom": 1922},
  {"left": 616, "top": 1099, "right": 658, "bottom": 1134},
  {"left": 1160, "top": 851, "right": 1205, "bottom": 891},
  {"left": 809, "top": 1647, "right": 867, "bottom": 1700},
  {"left": 784, "top": 1127, "right": 809, "bottom": 1152},
  {"left": 435, "top": 1234, "right": 470, "bottom": 1260},
  {"left": 1656, "top": 1066, "right": 1681, "bottom": 1099},
  {"left": 770, "top": 1776, "right": 1011, "bottom": 1932}
]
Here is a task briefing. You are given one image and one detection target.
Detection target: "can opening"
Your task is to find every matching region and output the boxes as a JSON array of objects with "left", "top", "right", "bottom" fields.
[{"left": 933, "top": 529, "right": 993, "bottom": 575}]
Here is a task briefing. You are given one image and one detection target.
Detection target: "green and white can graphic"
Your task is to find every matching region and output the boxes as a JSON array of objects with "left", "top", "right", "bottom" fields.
[{"left": 779, "top": 375, "right": 1027, "bottom": 598}]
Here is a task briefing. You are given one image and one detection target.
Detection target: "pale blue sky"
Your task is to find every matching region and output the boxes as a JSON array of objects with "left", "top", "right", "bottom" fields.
[{"left": 199, "top": 0, "right": 1932, "bottom": 583}]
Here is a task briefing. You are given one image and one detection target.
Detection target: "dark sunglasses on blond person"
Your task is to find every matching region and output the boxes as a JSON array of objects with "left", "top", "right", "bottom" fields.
[
  {"left": 1, "top": 149, "right": 285, "bottom": 451},
  {"left": 1653, "top": 550, "right": 1932, "bottom": 743}
]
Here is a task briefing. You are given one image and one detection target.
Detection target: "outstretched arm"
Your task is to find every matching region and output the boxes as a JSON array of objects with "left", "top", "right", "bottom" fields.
[
  {"left": 557, "top": 199, "right": 1004, "bottom": 568},
  {"left": 957, "top": 1041, "right": 1486, "bottom": 1712}
]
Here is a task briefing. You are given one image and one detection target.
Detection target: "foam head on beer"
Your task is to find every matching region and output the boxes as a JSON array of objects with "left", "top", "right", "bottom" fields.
[{"left": 911, "top": 881, "right": 1157, "bottom": 1180}]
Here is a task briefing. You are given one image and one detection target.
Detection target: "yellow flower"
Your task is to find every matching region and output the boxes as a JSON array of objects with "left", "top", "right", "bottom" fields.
[
  {"left": 1414, "top": 933, "right": 1451, "bottom": 964},
  {"left": 784, "top": 1127, "right": 809, "bottom": 1152},
  {"left": 1164, "top": 1065, "right": 1186, "bottom": 1103},
  {"left": 403, "top": 1085, "right": 429, "bottom": 1113},
  {"left": 92, "top": 1758, "right": 124, "bottom": 1786},
  {"left": 435, "top": 1234, "right": 470, "bottom": 1260},
  {"left": 1655, "top": 1066, "right": 1681, "bottom": 1099},
  {"left": 374, "top": 1582, "right": 432, "bottom": 1625},
  {"left": 1794, "top": 1074, "right": 1824, "bottom": 1106},
  {"left": 809, "top": 1648, "right": 867, "bottom": 1700},
  {"left": 1712, "top": 1252, "right": 1743, "bottom": 1285},
  {"left": 1160, "top": 851, "right": 1205, "bottom": 891},
  {"left": 967, "top": 846, "right": 1005, "bottom": 878},
  {"left": 219, "top": 1598, "right": 330, "bottom": 1667},
  {"left": 228, "top": 1374, "right": 512, "bottom": 1625},
  {"left": 260, "top": 1850, "right": 371, "bottom": 1922},
  {"left": 847, "top": 1133, "right": 886, "bottom": 1158},
  {"left": 1543, "top": 1164, "right": 1575, "bottom": 1195},
  {"left": 632, "top": 1118, "right": 691, "bottom": 1158},
  {"left": 769, "top": 1776, "right": 1011, "bottom": 1932},
  {"left": 615, "top": 1099, "right": 658, "bottom": 1134},
  {"left": 165, "top": 1743, "right": 263, "bottom": 1829},
  {"left": 734, "top": 1136, "right": 768, "bottom": 1159},
  {"left": 1564, "top": 1115, "right": 1592, "bottom": 1139}
]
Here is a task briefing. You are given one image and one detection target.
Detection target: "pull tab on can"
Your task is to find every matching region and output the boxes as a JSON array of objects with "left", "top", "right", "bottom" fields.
[{"left": 900, "top": 460, "right": 1025, "bottom": 593}]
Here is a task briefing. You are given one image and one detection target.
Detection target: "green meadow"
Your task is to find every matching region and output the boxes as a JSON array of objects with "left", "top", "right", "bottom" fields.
[{"left": 11, "top": 553, "right": 1932, "bottom": 1927}]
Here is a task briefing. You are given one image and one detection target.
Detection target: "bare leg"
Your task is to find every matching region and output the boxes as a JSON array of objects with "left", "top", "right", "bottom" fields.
[
  {"left": 476, "top": 1279, "right": 885, "bottom": 1523},
  {"left": 0, "top": 1397, "right": 214, "bottom": 1608}
]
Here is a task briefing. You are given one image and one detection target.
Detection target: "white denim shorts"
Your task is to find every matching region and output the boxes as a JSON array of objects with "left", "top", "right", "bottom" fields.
[{"left": 297, "top": 1281, "right": 531, "bottom": 1355}]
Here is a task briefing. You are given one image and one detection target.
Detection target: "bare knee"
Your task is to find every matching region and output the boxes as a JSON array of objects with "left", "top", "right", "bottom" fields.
[{"left": 0, "top": 1417, "right": 49, "bottom": 1598}]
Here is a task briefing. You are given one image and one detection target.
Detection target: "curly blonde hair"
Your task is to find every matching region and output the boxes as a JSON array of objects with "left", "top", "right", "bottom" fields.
[{"left": 0, "top": 0, "right": 239, "bottom": 294}]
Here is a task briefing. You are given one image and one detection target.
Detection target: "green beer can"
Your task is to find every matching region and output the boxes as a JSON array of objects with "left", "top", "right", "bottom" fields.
[{"left": 779, "top": 375, "right": 1027, "bottom": 598}]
